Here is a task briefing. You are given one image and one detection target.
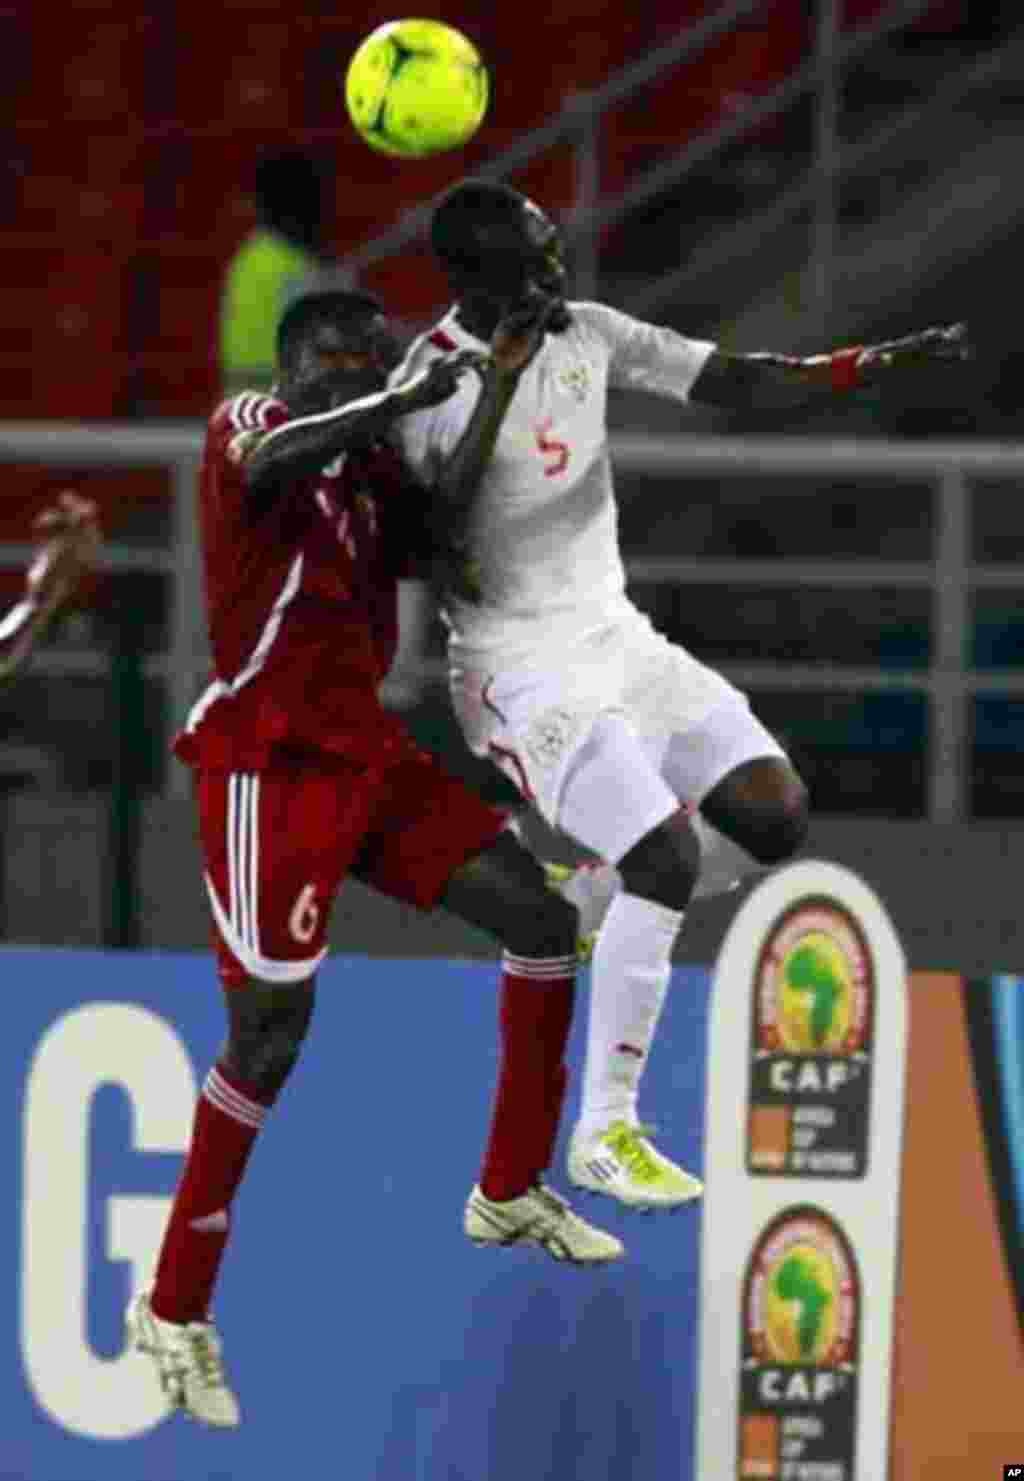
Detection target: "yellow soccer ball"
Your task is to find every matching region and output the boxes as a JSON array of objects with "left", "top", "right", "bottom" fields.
[{"left": 345, "top": 19, "right": 489, "bottom": 158}]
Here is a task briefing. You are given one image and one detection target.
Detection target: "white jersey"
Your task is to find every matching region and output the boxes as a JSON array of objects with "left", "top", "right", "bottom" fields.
[{"left": 393, "top": 300, "right": 715, "bottom": 665}]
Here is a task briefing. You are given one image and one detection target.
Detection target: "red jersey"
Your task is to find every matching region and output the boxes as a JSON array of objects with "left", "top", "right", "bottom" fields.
[{"left": 175, "top": 390, "right": 426, "bottom": 772}]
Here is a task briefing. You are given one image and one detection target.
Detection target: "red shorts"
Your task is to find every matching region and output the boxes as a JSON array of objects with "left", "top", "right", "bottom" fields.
[{"left": 196, "top": 745, "right": 506, "bottom": 987}]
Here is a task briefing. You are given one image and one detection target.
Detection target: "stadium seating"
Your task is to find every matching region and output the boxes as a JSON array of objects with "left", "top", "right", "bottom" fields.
[
  {"left": 841, "top": 0, "right": 969, "bottom": 33},
  {"left": 171, "top": 19, "right": 311, "bottom": 133},
  {"left": 14, "top": 129, "right": 148, "bottom": 251},
  {"left": 26, "top": 7, "right": 155, "bottom": 128},
  {"left": 129, "top": 254, "right": 222, "bottom": 416},
  {"left": 2, "top": 250, "right": 127, "bottom": 418},
  {"left": 3, "top": 0, "right": 980, "bottom": 418}
]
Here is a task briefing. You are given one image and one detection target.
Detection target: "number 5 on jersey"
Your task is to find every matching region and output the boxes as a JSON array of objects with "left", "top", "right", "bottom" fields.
[{"left": 536, "top": 419, "right": 569, "bottom": 477}]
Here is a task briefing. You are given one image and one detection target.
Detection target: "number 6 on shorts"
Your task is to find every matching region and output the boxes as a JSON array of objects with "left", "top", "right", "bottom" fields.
[{"left": 289, "top": 884, "right": 320, "bottom": 945}]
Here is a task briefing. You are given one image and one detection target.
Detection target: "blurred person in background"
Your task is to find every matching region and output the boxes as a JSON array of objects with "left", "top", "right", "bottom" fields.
[
  {"left": 395, "top": 177, "right": 971, "bottom": 1217},
  {"left": 128, "top": 289, "right": 624, "bottom": 1432},
  {"left": 0, "top": 492, "right": 100, "bottom": 683},
  {"left": 219, "top": 150, "right": 341, "bottom": 395}
]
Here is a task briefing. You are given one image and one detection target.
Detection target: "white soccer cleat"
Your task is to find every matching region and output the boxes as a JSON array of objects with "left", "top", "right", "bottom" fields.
[
  {"left": 568, "top": 1120, "right": 704, "bottom": 1211},
  {"left": 464, "top": 1182, "right": 625, "bottom": 1264},
  {"left": 126, "top": 1289, "right": 241, "bottom": 1428}
]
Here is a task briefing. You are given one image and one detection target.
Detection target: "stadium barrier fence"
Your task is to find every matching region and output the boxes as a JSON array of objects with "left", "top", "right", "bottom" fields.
[{"left": 3, "top": 421, "right": 1024, "bottom": 820}]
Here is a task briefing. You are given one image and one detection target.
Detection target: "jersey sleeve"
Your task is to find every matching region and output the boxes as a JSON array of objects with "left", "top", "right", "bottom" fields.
[
  {"left": 216, "top": 391, "right": 292, "bottom": 465},
  {"left": 389, "top": 344, "right": 483, "bottom": 488},
  {"left": 577, "top": 301, "right": 716, "bottom": 403}
]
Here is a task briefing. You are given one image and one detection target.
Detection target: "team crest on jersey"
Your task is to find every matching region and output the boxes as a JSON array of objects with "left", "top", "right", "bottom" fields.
[
  {"left": 559, "top": 363, "right": 590, "bottom": 403},
  {"left": 524, "top": 707, "right": 580, "bottom": 770}
]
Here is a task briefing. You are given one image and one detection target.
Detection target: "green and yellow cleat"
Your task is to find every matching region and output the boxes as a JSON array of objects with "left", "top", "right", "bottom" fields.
[{"left": 568, "top": 1121, "right": 704, "bottom": 1211}]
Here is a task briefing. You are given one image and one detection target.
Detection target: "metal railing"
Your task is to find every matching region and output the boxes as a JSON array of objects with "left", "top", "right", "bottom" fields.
[
  {"left": 337, "top": 0, "right": 773, "bottom": 290},
  {"left": 0, "top": 422, "right": 203, "bottom": 797},
  {"left": 2, "top": 421, "right": 1022, "bottom": 819},
  {"left": 340, "top": 0, "right": 943, "bottom": 311},
  {"left": 621, "top": 28, "right": 1024, "bottom": 327}
]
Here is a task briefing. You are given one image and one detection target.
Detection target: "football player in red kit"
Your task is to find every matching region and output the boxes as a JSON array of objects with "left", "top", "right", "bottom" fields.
[{"left": 127, "top": 290, "right": 623, "bottom": 1430}]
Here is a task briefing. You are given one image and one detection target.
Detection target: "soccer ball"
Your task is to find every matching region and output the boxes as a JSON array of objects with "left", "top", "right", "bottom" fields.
[{"left": 344, "top": 19, "right": 489, "bottom": 158}]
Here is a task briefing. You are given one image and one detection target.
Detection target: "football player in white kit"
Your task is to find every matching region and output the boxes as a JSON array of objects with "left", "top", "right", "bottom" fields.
[{"left": 394, "top": 178, "right": 969, "bottom": 1213}]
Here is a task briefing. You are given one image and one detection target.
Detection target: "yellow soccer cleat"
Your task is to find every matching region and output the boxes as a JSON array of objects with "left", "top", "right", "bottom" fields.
[{"left": 568, "top": 1121, "right": 704, "bottom": 1211}]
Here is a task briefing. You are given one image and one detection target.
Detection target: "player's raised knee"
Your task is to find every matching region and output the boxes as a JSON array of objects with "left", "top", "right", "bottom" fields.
[{"left": 747, "top": 776, "right": 810, "bottom": 866}]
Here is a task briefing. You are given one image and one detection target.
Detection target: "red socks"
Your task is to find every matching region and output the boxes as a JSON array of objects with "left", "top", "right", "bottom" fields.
[
  {"left": 150, "top": 1062, "right": 274, "bottom": 1324},
  {"left": 479, "top": 952, "right": 577, "bottom": 1201},
  {"left": 153, "top": 955, "right": 576, "bottom": 1315}
]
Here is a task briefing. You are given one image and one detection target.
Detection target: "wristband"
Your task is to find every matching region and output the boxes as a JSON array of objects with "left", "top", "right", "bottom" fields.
[{"left": 829, "top": 346, "right": 865, "bottom": 392}]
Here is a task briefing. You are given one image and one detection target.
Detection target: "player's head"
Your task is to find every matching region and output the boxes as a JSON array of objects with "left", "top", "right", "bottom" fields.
[
  {"left": 274, "top": 290, "right": 402, "bottom": 414},
  {"left": 431, "top": 178, "right": 570, "bottom": 328}
]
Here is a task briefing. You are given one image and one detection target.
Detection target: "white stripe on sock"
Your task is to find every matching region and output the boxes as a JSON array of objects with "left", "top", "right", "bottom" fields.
[
  {"left": 206, "top": 1067, "right": 265, "bottom": 1121},
  {"left": 502, "top": 952, "right": 577, "bottom": 981},
  {"left": 203, "top": 1068, "right": 265, "bottom": 1129},
  {"left": 203, "top": 1081, "right": 263, "bottom": 1130}
]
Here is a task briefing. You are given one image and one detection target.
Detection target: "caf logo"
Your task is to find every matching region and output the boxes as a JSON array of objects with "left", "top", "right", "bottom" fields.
[
  {"left": 746, "top": 1207, "right": 858, "bottom": 1367},
  {"left": 757, "top": 898, "right": 872, "bottom": 1055}
]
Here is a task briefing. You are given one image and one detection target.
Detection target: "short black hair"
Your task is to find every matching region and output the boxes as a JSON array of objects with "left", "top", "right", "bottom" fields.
[
  {"left": 431, "top": 177, "right": 528, "bottom": 275},
  {"left": 275, "top": 290, "right": 385, "bottom": 367}
]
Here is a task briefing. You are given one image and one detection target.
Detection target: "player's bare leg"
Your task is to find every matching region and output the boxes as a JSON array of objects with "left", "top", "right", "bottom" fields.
[
  {"left": 440, "top": 831, "right": 623, "bottom": 1264},
  {"left": 128, "top": 977, "right": 316, "bottom": 1425}
]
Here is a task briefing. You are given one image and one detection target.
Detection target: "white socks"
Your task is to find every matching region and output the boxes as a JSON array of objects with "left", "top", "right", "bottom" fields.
[{"left": 578, "top": 891, "right": 684, "bottom": 1138}]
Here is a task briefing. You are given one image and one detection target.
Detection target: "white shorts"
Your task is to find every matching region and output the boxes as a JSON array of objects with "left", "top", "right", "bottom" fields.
[{"left": 450, "top": 613, "right": 787, "bottom": 862}]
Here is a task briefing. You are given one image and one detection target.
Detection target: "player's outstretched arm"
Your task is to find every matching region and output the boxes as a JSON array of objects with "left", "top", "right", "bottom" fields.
[
  {"left": 690, "top": 322, "right": 971, "bottom": 412},
  {"left": 432, "top": 290, "right": 560, "bottom": 538},
  {"left": 242, "top": 353, "right": 484, "bottom": 501},
  {"left": 0, "top": 491, "right": 101, "bottom": 685}
]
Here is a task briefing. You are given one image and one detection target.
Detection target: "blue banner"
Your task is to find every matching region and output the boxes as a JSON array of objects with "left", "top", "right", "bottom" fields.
[
  {"left": 4, "top": 950, "right": 710, "bottom": 1480},
  {"left": 965, "top": 974, "right": 1024, "bottom": 1336}
]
